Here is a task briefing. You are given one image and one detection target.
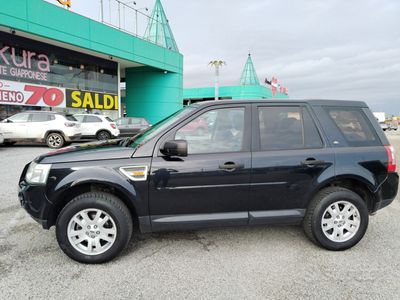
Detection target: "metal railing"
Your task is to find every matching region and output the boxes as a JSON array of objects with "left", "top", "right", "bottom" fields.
[
  {"left": 99, "top": 0, "right": 152, "bottom": 37},
  {"left": 47, "top": 0, "right": 156, "bottom": 40}
]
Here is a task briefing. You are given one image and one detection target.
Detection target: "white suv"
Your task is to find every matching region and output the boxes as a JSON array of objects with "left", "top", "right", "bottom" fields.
[
  {"left": 0, "top": 111, "right": 81, "bottom": 148},
  {"left": 73, "top": 114, "right": 120, "bottom": 140}
]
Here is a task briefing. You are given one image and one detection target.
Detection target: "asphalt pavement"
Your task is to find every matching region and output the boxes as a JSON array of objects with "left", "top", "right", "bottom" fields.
[{"left": 1, "top": 134, "right": 400, "bottom": 299}]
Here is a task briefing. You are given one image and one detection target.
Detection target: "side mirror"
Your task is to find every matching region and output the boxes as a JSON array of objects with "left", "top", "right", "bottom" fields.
[{"left": 160, "top": 140, "right": 188, "bottom": 157}]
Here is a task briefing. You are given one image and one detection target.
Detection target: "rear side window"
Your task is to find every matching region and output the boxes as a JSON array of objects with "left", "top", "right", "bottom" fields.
[
  {"left": 258, "top": 106, "right": 323, "bottom": 150},
  {"left": 325, "top": 108, "right": 380, "bottom": 146},
  {"left": 65, "top": 115, "right": 77, "bottom": 121},
  {"left": 105, "top": 117, "right": 113, "bottom": 122},
  {"left": 84, "top": 116, "right": 102, "bottom": 123},
  {"left": 131, "top": 118, "right": 142, "bottom": 124},
  {"left": 30, "top": 113, "right": 53, "bottom": 122}
]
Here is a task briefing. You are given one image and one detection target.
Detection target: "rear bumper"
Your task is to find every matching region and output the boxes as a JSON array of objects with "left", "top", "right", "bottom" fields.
[{"left": 372, "top": 172, "right": 399, "bottom": 213}]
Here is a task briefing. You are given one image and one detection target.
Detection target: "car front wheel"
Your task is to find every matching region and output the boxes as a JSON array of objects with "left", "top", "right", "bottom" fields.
[
  {"left": 303, "top": 187, "right": 369, "bottom": 250},
  {"left": 56, "top": 192, "right": 133, "bottom": 263}
]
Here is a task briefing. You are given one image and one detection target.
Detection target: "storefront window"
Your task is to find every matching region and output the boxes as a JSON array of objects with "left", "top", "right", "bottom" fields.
[{"left": 0, "top": 31, "right": 119, "bottom": 120}]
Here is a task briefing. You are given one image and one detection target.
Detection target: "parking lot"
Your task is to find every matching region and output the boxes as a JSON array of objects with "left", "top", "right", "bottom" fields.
[{"left": 1, "top": 133, "right": 400, "bottom": 299}]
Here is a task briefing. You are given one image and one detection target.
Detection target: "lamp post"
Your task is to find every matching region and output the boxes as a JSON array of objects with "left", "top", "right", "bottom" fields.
[{"left": 209, "top": 60, "right": 226, "bottom": 101}]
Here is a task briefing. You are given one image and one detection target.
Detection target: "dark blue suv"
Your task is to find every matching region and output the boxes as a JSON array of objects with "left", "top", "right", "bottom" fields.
[{"left": 18, "top": 100, "right": 398, "bottom": 263}]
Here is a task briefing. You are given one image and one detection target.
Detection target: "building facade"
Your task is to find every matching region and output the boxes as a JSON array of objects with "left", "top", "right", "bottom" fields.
[
  {"left": 184, "top": 54, "right": 289, "bottom": 104},
  {"left": 0, "top": 0, "right": 183, "bottom": 123}
]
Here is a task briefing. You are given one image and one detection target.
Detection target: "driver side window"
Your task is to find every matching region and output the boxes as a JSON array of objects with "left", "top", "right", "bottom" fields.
[
  {"left": 175, "top": 107, "right": 245, "bottom": 154},
  {"left": 8, "top": 113, "right": 29, "bottom": 123}
]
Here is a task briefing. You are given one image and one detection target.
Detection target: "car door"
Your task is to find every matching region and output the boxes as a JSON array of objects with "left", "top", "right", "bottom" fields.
[
  {"left": 249, "top": 104, "right": 335, "bottom": 225},
  {"left": 80, "top": 115, "right": 102, "bottom": 136},
  {"left": 149, "top": 104, "right": 252, "bottom": 231},
  {"left": 0, "top": 113, "right": 29, "bottom": 139},
  {"left": 26, "top": 113, "right": 53, "bottom": 139}
]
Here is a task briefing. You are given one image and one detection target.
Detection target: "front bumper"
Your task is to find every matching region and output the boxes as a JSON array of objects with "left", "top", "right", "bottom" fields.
[
  {"left": 18, "top": 179, "right": 52, "bottom": 229},
  {"left": 372, "top": 172, "right": 399, "bottom": 213}
]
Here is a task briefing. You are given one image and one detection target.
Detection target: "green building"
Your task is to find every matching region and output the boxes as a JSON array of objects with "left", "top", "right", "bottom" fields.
[
  {"left": 0, "top": 0, "right": 182, "bottom": 123},
  {"left": 184, "top": 54, "right": 288, "bottom": 104}
]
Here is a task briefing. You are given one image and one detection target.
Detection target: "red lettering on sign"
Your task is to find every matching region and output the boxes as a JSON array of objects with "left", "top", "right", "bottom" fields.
[
  {"left": 43, "top": 88, "right": 64, "bottom": 106},
  {"left": 24, "top": 85, "right": 64, "bottom": 107},
  {"left": 25, "top": 85, "right": 46, "bottom": 105}
]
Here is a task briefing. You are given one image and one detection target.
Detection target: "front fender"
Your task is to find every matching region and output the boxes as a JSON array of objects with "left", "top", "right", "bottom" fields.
[{"left": 46, "top": 164, "right": 148, "bottom": 217}]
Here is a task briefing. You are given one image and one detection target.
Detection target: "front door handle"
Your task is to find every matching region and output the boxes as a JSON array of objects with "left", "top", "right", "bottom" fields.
[
  {"left": 219, "top": 162, "right": 244, "bottom": 171},
  {"left": 301, "top": 158, "right": 326, "bottom": 166}
]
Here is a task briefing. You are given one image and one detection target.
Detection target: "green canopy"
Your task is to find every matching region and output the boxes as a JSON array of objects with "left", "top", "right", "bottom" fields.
[
  {"left": 144, "top": 0, "right": 179, "bottom": 52},
  {"left": 240, "top": 54, "right": 260, "bottom": 86}
]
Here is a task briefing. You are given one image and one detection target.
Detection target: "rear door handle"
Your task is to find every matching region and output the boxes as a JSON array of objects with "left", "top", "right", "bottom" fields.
[
  {"left": 301, "top": 159, "right": 326, "bottom": 166},
  {"left": 219, "top": 162, "right": 244, "bottom": 171}
]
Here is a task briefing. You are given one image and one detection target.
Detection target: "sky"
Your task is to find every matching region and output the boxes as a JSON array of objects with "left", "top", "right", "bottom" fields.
[{"left": 49, "top": 0, "right": 400, "bottom": 114}]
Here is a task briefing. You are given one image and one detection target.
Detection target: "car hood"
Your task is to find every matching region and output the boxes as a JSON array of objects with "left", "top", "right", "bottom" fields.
[{"left": 36, "top": 139, "right": 135, "bottom": 164}]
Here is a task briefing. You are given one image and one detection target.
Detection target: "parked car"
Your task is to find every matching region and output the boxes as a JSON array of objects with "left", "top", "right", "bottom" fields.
[
  {"left": 73, "top": 114, "right": 120, "bottom": 140},
  {"left": 380, "top": 122, "right": 389, "bottom": 131},
  {"left": 0, "top": 111, "right": 81, "bottom": 148},
  {"left": 114, "top": 117, "right": 151, "bottom": 137},
  {"left": 389, "top": 123, "right": 398, "bottom": 131},
  {"left": 18, "top": 100, "right": 398, "bottom": 263}
]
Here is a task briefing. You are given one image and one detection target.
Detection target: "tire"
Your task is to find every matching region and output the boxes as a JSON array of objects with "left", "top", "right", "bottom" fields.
[
  {"left": 46, "top": 132, "right": 65, "bottom": 149},
  {"left": 96, "top": 130, "right": 111, "bottom": 141},
  {"left": 303, "top": 187, "right": 369, "bottom": 251},
  {"left": 56, "top": 192, "right": 133, "bottom": 264},
  {"left": 2, "top": 141, "right": 16, "bottom": 146}
]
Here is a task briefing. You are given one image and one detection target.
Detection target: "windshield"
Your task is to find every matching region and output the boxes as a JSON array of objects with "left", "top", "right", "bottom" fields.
[{"left": 128, "top": 106, "right": 196, "bottom": 149}]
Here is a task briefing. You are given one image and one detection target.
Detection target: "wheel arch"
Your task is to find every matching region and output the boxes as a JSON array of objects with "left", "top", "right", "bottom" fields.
[
  {"left": 44, "top": 130, "right": 66, "bottom": 140},
  {"left": 312, "top": 175, "right": 377, "bottom": 212},
  {"left": 49, "top": 180, "right": 141, "bottom": 230},
  {"left": 96, "top": 129, "right": 111, "bottom": 136}
]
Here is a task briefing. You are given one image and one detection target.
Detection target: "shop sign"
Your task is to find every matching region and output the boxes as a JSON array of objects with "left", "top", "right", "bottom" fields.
[
  {"left": 66, "top": 89, "right": 119, "bottom": 110},
  {"left": 0, "top": 79, "right": 66, "bottom": 108},
  {"left": 57, "top": 0, "right": 71, "bottom": 7},
  {"left": 0, "top": 45, "right": 50, "bottom": 81}
]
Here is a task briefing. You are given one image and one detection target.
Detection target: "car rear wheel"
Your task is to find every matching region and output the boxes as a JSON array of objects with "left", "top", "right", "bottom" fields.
[
  {"left": 56, "top": 192, "right": 133, "bottom": 263},
  {"left": 303, "top": 187, "right": 369, "bottom": 250},
  {"left": 96, "top": 130, "right": 111, "bottom": 140},
  {"left": 46, "top": 132, "right": 65, "bottom": 148}
]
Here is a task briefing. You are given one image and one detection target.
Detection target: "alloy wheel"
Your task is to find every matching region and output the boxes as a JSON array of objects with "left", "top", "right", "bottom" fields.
[
  {"left": 67, "top": 208, "right": 117, "bottom": 256},
  {"left": 320, "top": 200, "right": 361, "bottom": 242}
]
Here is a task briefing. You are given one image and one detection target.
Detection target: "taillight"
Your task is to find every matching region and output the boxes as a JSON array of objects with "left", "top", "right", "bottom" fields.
[
  {"left": 64, "top": 122, "right": 75, "bottom": 127},
  {"left": 385, "top": 145, "right": 396, "bottom": 173},
  {"left": 110, "top": 123, "right": 117, "bottom": 129}
]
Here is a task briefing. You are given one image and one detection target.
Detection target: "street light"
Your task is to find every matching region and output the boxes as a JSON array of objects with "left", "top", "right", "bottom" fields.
[{"left": 209, "top": 60, "right": 226, "bottom": 101}]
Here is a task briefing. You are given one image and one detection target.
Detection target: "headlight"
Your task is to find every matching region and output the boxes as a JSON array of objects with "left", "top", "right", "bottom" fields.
[{"left": 25, "top": 162, "right": 52, "bottom": 185}]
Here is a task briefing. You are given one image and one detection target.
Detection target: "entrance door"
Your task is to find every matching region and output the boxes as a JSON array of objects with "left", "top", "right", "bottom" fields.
[
  {"left": 249, "top": 104, "right": 335, "bottom": 224},
  {"left": 149, "top": 105, "right": 252, "bottom": 231}
]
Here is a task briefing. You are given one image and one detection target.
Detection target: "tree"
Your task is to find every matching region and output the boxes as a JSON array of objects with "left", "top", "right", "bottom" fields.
[{"left": 209, "top": 60, "right": 226, "bottom": 101}]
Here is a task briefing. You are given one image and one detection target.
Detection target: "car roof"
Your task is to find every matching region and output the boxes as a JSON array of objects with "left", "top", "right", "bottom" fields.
[
  {"left": 192, "top": 99, "right": 369, "bottom": 108},
  {"left": 18, "top": 111, "right": 72, "bottom": 115},
  {"left": 74, "top": 113, "right": 106, "bottom": 117}
]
